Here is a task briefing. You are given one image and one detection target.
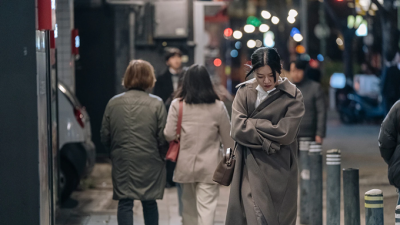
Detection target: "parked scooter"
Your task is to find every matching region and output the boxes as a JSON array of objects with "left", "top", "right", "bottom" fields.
[{"left": 331, "top": 73, "right": 385, "bottom": 124}]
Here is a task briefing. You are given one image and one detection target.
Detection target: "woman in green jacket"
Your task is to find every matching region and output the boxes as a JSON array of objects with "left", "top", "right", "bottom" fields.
[{"left": 101, "top": 59, "right": 168, "bottom": 225}]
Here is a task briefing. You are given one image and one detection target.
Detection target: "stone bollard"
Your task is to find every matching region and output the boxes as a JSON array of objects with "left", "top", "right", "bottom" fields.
[
  {"left": 343, "top": 168, "right": 360, "bottom": 225},
  {"left": 309, "top": 142, "right": 323, "bottom": 225},
  {"left": 395, "top": 205, "right": 400, "bottom": 225},
  {"left": 364, "top": 189, "right": 384, "bottom": 225},
  {"left": 326, "top": 149, "right": 341, "bottom": 225},
  {"left": 299, "top": 137, "right": 312, "bottom": 224}
]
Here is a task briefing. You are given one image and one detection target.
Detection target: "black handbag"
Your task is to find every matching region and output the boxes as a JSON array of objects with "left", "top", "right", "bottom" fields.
[{"left": 213, "top": 148, "right": 236, "bottom": 186}]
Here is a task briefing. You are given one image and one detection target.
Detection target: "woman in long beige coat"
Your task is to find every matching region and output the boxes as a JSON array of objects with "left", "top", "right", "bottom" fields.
[
  {"left": 164, "top": 64, "right": 234, "bottom": 225},
  {"left": 225, "top": 48, "right": 305, "bottom": 225}
]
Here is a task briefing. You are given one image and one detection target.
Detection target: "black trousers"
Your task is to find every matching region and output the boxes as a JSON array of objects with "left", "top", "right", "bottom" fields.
[
  {"left": 117, "top": 199, "right": 158, "bottom": 225},
  {"left": 166, "top": 161, "right": 176, "bottom": 187}
]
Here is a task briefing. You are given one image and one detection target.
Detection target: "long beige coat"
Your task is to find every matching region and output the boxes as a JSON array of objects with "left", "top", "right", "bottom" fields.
[
  {"left": 225, "top": 78, "right": 305, "bottom": 225},
  {"left": 164, "top": 99, "right": 234, "bottom": 184}
]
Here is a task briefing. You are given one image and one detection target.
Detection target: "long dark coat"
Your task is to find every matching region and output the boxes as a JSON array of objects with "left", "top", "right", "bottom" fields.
[
  {"left": 226, "top": 78, "right": 305, "bottom": 225},
  {"left": 100, "top": 89, "right": 168, "bottom": 200}
]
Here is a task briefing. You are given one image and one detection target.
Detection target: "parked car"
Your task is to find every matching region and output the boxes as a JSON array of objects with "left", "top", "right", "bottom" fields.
[{"left": 58, "top": 82, "right": 96, "bottom": 202}]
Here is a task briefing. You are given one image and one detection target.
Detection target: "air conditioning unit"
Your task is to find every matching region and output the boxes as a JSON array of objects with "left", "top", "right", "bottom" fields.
[{"left": 153, "top": 0, "right": 188, "bottom": 38}]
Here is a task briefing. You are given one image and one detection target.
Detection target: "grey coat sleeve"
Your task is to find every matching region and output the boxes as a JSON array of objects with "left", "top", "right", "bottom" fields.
[
  {"left": 100, "top": 103, "right": 111, "bottom": 149},
  {"left": 156, "top": 101, "right": 169, "bottom": 158},
  {"left": 315, "top": 84, "right": 327, "bottom": 137},
  {"left": 378, "top": 101, "right": 400, "bottom": 164},
  {"left": 230, "top": 87, "right": 280, "bottom": 154},
  {"left": 249, "top": 91, "right": 305, "bottom": 146}
]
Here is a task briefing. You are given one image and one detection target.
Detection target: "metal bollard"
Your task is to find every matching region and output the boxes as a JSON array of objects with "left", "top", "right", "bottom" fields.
[
  {"left": 364, "top": 189, "right": 384, "bottom": 225},
  {"left": 326, "top": 149, "right": 341, "bottom": 225},
  {"left": 395, "top": 205, "right": 400, "bottom": 225},
  {"left": 309, "top": 142, "right": 323, "bottom": 225},
  {"left": 299, "top": 137, "right": 312, "bottom": 224},
  {"left": 343, "top": 168, "right": 361, "bottom": 225}
]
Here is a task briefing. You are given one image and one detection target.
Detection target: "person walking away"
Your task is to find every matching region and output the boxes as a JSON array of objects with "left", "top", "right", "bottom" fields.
[
  {"left": 378, "top": 100, "right": 400, "bottom": 205},
  {"left": 290, "top": 59, "right": 327, "bottom": 144},
  {"left": 226, "top": 47, "right": 305, "bottom": 225},
  {"left": 153, "top": 47, "right": 183, "bottom": 188},
  {"left": 164, "top": 64, "right": 234, "bottom": 225},
  {"left": 101, "top": 60, "right": 168, "bottom": 225}
]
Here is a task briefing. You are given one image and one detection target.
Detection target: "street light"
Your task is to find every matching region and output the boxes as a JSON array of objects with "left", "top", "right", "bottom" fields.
[
  {"left": 271, "top": 16, "right": 280, "bottom": 24},
  {"left": 244, "top": 25, "right": 256, "bottom": 33},
  {"left": 293, "top": 33, "right": 303, "bottom": 42},
  {"left": 289, "top": 9, "right": 298, "bottom": 17},
  {"left": 233, "top": 30, "right": 243, "bottom": 39},
  {"left": 259, "top": 24, "right": 270, "bottom": 32},
  {"left": 261, "top": 10, "right": 271, "bottom": 19},
  {"left": 287, "top": 16, "right": 295, "bottom": 24},
  {"left": 247, "top": 40, "right": 256, "bottom": 48}
]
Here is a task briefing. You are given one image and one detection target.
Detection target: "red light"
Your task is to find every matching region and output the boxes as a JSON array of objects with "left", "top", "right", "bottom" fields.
[
  {"left": 214, "top": 58, "right": 222, "bottom": 67},
  {"left": 309, "top": 59, "right": 319, "bottom": 69},
  {"left": 74, "top": 107, "right": 85, "bottom": 128},
  {"left": 224, "top": 28, "right": 233, "bottom": 37}
]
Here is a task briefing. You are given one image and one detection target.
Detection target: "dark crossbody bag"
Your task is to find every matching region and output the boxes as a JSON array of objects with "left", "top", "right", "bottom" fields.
[{"left": 213, "top": 90, "right": 285, "bottom": 186}]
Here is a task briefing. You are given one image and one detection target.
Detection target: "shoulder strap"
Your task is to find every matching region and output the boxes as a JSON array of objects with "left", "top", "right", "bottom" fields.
[{"left": 176, "top": 100, "right": 183, "bottom": 138}]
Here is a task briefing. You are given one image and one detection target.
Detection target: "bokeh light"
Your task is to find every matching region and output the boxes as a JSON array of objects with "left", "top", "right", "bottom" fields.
[
  {"left": 233, "top": 30, "right": 243, "bottom": 39},
  {"left": 336, "top": 38, "right": 344, "bottom": 46},
  {"left": 235, "top": 41, "right": 242, "bottom": 49},
  {"left": 293, "top": 33, "right": 303, "bottom": 42},
  {"left": 261, "top": 10, "right": 271, "bottom": 19},
  {"left": 230, "top": 50, "right": 239, "bottom": 58},
  {"left": 247, "top": 40, "right": 256, "bottom": 48},
  {"left": 244, "top": 25, "right": 256, "bottom": 33},
  {"left": 224, "top": 28, "right": 233, "bottom": 37},
  {"left": 214, "top": 58, "right": 222, "bottom": 67},
  {"left": 259, "top": 24, "right": 270, "bottom": 33},
  {"left": 296, "top": 45, "right": 306, "bottom": 54},
  {"left": 288, "top": 9, "right": 298, "bottom": 17},
  {"left": 255, "top": 40, "right": 263, "bottom": 47},
  {"left": 317, "top": 54, "right": 324, "bottom": 62},
  {"left": 287, "top": 16, "right": 295, "bottom": 24},
  {"left": 271, "top": 16, "right": 280, "bottom": 25}
]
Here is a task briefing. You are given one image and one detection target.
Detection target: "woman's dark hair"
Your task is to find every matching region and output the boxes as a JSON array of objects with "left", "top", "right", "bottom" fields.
[
  {"left": 246, "top": 47, "right": 282, "bottom": 82},
  {"left": 175, "top": 64, "right": 219, "bottom": 104}
]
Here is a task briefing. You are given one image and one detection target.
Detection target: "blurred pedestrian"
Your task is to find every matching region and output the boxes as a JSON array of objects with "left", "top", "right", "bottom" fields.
[
  {"left": 290, "top": 59, "right": 327, "bottom": 144},
  {"left": 378, "top": 100, "right": 400, "bottom": 205},
  {"left": 226, "top": 47, "right": 305, "bottom": 225},
  {"left": 101, "top": 59, "right": 168, "bottom": 225},
  {"left": 164, "top": 64, "right": 233, "bottom": 225},
  {"left": 153, "top": 47, "right": 183, "bottom": 109},
  {"left": 153, "top": 47, "right": 183, "bottom": 188}
]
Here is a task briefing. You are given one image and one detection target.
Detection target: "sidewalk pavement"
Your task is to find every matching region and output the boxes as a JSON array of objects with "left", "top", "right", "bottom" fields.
[{"left": 57, "top": 111, "right": 398, "bottom": 225}]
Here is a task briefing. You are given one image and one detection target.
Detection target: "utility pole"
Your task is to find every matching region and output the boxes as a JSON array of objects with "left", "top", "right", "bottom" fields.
[
  {"left": 301, "top": 0, "right": 308, "bottom": 52},
  {"left": 320, "top": 0, "right": 327, "bottom": 75}
]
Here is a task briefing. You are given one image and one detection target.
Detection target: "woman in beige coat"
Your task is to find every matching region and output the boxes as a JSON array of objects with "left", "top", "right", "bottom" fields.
[
  {"left": 225, "top": 48, "right": 305, "bottom": 225},
  {"left": 164, "top": 64, "right": 234, "bottom": 225}
]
